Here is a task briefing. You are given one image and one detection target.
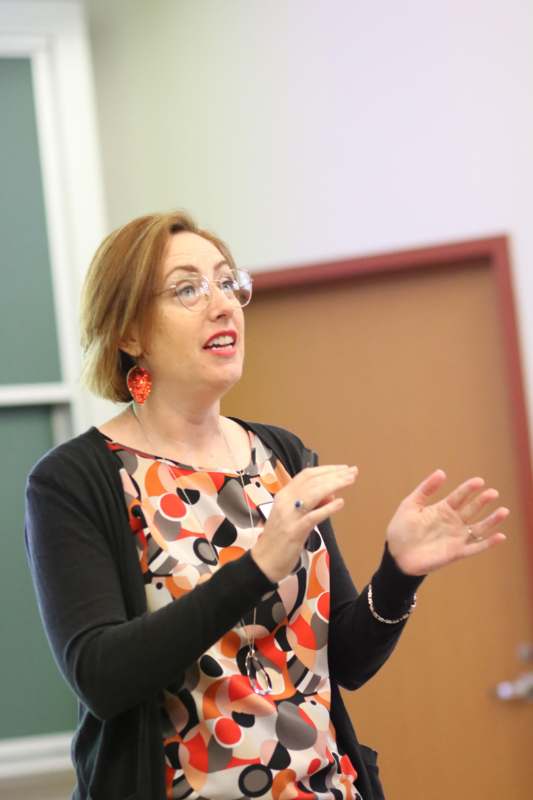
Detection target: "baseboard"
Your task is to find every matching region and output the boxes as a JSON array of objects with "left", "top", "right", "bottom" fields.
[{"left": 0, "top": 732, "right": 75, "bottom": 800}]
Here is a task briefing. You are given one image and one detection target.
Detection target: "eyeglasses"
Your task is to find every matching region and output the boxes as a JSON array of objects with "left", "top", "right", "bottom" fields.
[{"left": 155, "top": 268, "right": 253, "bottom": 311}]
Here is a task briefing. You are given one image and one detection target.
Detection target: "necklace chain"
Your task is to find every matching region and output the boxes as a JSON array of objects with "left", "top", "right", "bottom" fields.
[
  {"left": 130, "top": 403, "right": 273, "bottom": 695},
  {"left": 218, "top": 427, "right": 273, "bottom": 695}
]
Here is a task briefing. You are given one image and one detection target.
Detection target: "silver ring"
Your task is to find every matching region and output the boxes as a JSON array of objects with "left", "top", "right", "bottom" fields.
[
  {"left": 294, "top": 499, "right": 305, "bottom": 511},
  {"left": 467, "top": 526, "right": 483, "bottom": 543}
]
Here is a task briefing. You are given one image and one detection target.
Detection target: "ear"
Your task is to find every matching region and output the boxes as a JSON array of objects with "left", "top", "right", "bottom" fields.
[{"left": 119, "top": 330, "right": 142, "bottom": 359}]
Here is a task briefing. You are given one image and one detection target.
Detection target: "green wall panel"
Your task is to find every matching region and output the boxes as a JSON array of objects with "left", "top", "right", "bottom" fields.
[
  {"left": 0, "top": 407, "right": 76, "bottom": 738},
  {"left": 0, "top": 58, "right": 62, "bottom": 384}
]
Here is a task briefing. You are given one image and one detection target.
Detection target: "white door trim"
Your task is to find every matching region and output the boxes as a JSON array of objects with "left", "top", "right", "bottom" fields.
[{"left": 0, "top": 1, "right": 107, "bottom": 433}]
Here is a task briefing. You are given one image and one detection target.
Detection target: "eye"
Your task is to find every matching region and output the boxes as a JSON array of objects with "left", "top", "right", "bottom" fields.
[
  {"left": 174, "top": 281, "right": 199, "bottom": 300},
  {"left": 219, "top": 274, "right": 237, "bottom": 293}
]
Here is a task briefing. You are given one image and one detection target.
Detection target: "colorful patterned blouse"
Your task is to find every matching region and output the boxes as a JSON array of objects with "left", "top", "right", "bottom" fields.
[{"left": 107, "top": 431, "right": 361, "bottom": 800}]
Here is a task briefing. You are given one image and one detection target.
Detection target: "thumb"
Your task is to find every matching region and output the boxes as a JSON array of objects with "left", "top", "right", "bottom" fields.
[{"left": 408, "top": 469, "right": 447, "bottom": 507}]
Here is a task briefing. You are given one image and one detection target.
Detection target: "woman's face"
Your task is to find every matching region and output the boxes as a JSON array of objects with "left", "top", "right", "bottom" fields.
[{"left": 139, "top": 231, "right": 246, "bottom": 402}]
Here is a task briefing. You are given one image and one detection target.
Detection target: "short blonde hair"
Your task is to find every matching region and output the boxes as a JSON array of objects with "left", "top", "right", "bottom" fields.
[{"left": 80, "top": 210, "right": 236, "bottom": 403}]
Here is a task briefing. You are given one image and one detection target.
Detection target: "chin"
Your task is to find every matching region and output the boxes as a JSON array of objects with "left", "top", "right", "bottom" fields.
[{"left": 211, "top": 361, "right": 243, "bottom": 395}]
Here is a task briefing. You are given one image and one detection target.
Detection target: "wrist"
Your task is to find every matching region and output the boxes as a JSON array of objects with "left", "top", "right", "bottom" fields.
[
  {"left": 386, "top": 538, "right": 425, "bottom": 577},
  {"left": 367, "top": 582, "right": 417, "bottom": 624},
  {"left": 250, "top": 544, "right": 281, "bottom": 584},
  {"left": 369, "top": 544, "right": 425, "bottom": 620}
]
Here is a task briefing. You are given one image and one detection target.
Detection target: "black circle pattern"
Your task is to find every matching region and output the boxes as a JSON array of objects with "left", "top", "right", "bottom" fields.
[
  {"left": 231, "top": 711, "right": 255, "bottom": 728},
  {"left": 200, "top": 655, "right": 224, "bottom": 678},
  {"left": 211, "top": 518, "right": 238, "bottom": 547},
  {"left": 199, "top": 654, "right": 223, "bottom": 677},
  {"left": 306, "top": 529, "right": 322, "bottom": 551},
  {"left": 267, "top": 742, "right": 291, "bottom": 770},
  {"left": 177, "top": 487, "right": 201, "bottom": 504}
]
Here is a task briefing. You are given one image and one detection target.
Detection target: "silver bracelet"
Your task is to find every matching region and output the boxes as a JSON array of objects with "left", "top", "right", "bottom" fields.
[{"left": 367, "top": 583, "right": 417, "bottom": 624}]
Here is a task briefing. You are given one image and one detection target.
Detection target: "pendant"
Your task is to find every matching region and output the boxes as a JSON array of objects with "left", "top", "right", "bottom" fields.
[{"left": 245, "top": 648, "right": 273, "bottom": 696}]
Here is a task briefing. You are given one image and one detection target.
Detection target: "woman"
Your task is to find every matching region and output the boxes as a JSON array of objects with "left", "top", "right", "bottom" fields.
[{"left": 25, "top": 211, "right": 508, "bottom": 800}]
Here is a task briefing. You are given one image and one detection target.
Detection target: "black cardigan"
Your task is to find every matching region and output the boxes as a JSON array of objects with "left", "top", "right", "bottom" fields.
[{"left": 25, "top": 420, "right": 423, "bottom": 800}]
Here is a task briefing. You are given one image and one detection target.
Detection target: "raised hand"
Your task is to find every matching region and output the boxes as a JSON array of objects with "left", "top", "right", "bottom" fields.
[
  {"left": 251, "top": 464, "right": 358, "bottom": 583},
  {"left": 386, "top": 470, "right": 509, "bottom": 576}
]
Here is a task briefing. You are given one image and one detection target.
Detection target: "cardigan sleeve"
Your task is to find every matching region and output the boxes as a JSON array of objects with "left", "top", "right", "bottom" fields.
[
  {"left": 25, "top": 462, "right": 275, "bottom": 722},
  {"left": 320, "top": 516, "right": 424, "bottom": 690}
]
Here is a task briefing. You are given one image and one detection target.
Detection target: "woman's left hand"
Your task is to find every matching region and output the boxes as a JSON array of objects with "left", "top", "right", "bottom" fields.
[{"left": 386, "top": 470, "right": 509, "bottom": 576}]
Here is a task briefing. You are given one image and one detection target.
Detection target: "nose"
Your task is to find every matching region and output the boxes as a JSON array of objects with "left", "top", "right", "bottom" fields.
[{"left": 206, "top": 281, "right": 236, "bottom": 318}]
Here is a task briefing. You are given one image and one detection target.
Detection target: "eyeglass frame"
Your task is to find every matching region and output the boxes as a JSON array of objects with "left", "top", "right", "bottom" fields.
[{"left": 153, "top": 267, "right": 254, "bottom": 311}]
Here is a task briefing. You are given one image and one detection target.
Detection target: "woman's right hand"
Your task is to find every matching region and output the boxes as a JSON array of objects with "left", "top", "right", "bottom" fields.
[{"left": 251, "top": 465, "right": 358, "bottom": 583}]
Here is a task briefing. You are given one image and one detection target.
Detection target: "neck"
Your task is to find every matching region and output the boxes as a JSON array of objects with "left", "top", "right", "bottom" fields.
[{"left": 133, "top": 389, "right": 224, "bottom": 454}]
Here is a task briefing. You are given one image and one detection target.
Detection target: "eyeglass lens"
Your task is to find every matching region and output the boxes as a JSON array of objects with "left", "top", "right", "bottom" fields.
[{"left": 177, "top": 270, "right": 252, "bottom": 309}]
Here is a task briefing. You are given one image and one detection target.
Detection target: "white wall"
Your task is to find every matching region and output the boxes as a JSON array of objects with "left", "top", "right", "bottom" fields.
[{"left": 85, "top": 0, "right": 533, "bottom": 427}]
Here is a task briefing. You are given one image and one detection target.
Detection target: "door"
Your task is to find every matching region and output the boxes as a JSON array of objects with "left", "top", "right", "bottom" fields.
[{"left": 223, "top": 242, "right": 532, "bottom": 799}]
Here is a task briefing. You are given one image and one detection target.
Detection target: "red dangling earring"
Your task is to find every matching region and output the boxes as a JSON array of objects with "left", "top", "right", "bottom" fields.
[{"left": 126, "top": 366, "right": 152, "bottom": 405}]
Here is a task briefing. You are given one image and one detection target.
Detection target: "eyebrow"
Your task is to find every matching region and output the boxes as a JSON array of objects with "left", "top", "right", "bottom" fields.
[{"left": 164, "top": 259, "right": 230, "bottom": 282}]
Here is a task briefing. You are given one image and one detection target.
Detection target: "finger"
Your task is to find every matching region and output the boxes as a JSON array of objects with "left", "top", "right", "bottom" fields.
[
  {"left": 446, "top": 477, "right": 485, "bottom": 511},
  {"left": 464, "top": 531, "right": 507, "bottom": 556},
  {"left": 295, "top": 466, "right": 358, "bottom": 490},
  {"left": 409, "top": 469, "right": 447, "bottom": 506},
  {"left": 296, "top": 468, "right": 357, "bottom": 510},
  {"left": 460, "top": 488, "right": 499, "bottom": 521},
  {"left": 316, "top": 492, "right": 337, "bottom": 507},
  {"left": 470, "top": 506, "right": 510, "bottom": 538},
  {"left": 298, "top": 464, "right": 353, "bottom": 478},
  {"left": 303, "top": 496, "right": 345, "bottom": 530},
  {"left": 309, "top": 466, "right": 358, "bottom": 488}
]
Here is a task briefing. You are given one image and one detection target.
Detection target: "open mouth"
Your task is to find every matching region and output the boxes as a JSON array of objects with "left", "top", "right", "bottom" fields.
[{"left": 203, "top": 331, "right": 238, "bottom": 353}]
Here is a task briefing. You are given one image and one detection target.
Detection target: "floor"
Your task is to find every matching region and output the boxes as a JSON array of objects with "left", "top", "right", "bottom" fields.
[{"left": 0, "top": 769, "right": 75, "bottom": 800}]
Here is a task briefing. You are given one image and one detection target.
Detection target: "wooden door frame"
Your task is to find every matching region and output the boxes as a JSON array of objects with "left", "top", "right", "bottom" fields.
[{"left": 250, "top": 235, "right": 533, "bottom": 612}]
